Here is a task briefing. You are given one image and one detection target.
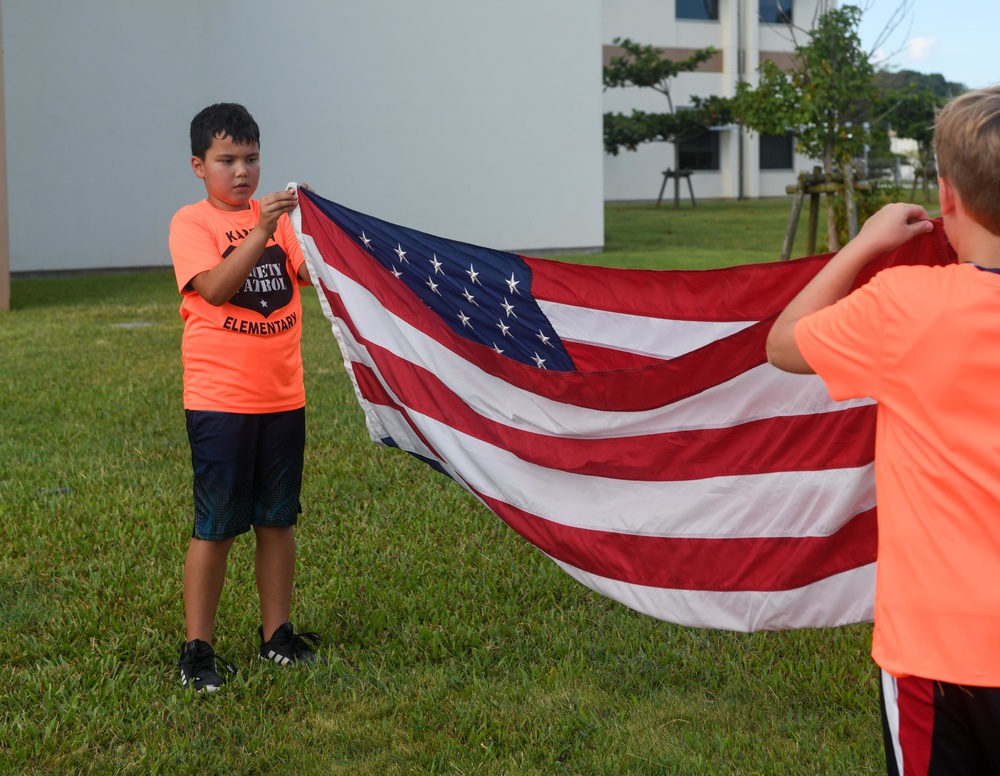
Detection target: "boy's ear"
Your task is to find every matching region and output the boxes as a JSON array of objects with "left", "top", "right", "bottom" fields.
[
  {"left": 939, "top": 176, "right": 956, "bottom": 216},
  {"left": 191, "top": 155, "right": 206, "bottom": 180}
]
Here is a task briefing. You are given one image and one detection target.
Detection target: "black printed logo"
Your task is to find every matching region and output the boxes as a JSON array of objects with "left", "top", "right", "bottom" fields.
[{"left": 225, "top": 244, "right": 293, "bottom": 319}]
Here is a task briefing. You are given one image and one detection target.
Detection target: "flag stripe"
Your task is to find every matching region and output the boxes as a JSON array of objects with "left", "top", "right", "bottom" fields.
[
  {"left": 347, "top": 355, "right": 877, "bottom": 480},
  {"left": 555, "top": 562, "right": 876, "bottom": 630}
]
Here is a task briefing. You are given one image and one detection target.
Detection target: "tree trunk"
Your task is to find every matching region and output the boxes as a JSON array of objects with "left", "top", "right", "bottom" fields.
[
  {"left": 824, "top": 140, "right": 840, "bottom": 252},
  {"left": 845, "top": 168, "right": 858, "bottom": 240}
]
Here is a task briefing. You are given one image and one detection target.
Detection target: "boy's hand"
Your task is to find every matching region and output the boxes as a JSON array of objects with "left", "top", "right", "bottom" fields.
[
  {"left": 257, "top": 190, "right": 300, "bottom": 236},
  {"left": 853, "top": 202, "right": 934, "bottom": 258}
]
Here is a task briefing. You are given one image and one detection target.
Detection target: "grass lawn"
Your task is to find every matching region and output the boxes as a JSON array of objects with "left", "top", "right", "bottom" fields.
[{"left": 1, "top": 198, "right": 899, "bottom": 774}]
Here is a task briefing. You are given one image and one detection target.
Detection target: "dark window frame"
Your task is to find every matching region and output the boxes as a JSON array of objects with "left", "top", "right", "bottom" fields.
[
  {"left": 759, "top": 131, "right": 795, "bottom": 170},
  {"left": 676, "top": 0, "right": 719, "bottom": 22},
  {"left": 759, "top": 0, "right": 793, "bottom": 24},
  {"left": 678, "top": 128, "right": 721, "bottom": 171}
]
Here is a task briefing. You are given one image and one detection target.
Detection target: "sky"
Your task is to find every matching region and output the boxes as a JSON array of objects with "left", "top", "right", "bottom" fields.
[{"left": 854, "top": 0, "right": 996, "bottom": 91}]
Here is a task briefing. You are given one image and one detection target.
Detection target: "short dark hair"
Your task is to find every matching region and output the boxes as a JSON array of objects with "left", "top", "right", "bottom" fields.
[{"left": 190, "top": 103, "right": 260, "bottom": 159}]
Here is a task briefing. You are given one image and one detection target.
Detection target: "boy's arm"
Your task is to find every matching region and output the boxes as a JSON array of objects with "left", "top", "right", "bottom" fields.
[
  {"left": 766, "top": 203, "right": 934, "bottom": 374},
  {"left": 191, "top": 190, "right": 299, "bottom": 306}
]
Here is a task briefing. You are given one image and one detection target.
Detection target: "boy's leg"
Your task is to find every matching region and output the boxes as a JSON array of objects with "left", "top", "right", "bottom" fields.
[
  {"left": 254, "top": 525, "right": 295, "bottom": 642},
  {"left": 184, "top": 536, "right": 236, "bottom": 643},
  {"left": 251, "top": 408, "right": 305, "bottom": 641},
  {"left": 184, "top": 409, "right": 258, "bottom": 644}
]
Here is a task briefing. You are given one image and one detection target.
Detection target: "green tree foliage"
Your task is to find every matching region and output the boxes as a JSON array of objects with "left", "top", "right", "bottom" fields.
[
  {"left": 874, "top": 69, "right": 967, "bottom": 101},
  {"left": 602, "top": 37, "right": 732, "bottom": 163},
  {"left": 874, "top": 71, "right": 966, "bottom": 175},
  {"left": 735, "top": 5, "right": 876, "bottom": 250}
]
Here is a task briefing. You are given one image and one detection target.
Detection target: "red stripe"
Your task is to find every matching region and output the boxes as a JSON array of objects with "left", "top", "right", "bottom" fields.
[
  {"left": 349, "top": 353, "right": 876, "bottom": 480},
  {"left": 894, "top": 675, "right": 935, "bottom": 776},
  {"left": 480, "top": 493, "right": 876, "bottom": 591},
  {"left": 562, "top": 339, "right": 669, "bottom": 371},
  {"left": 523, "top": 221, "right": 955, "bottom": 321}
]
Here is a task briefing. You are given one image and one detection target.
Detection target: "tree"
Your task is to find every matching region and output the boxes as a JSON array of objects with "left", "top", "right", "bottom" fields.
[
  {"left": 735, "top": 5, "right": 876, "bottom": 250},
  {"left": 873, "top": 72, "right": 966, "bottom": 198},
  {"left": 875, "top": 69, "right": 967, "bottom": 101},
  {"left": 603, "top": 38, "right": 732, "bottom": 205}
]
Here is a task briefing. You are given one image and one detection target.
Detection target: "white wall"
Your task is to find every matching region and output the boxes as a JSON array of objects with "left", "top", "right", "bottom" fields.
[{"left": 2, "top": 0, "right": 604, "bottom": 273}]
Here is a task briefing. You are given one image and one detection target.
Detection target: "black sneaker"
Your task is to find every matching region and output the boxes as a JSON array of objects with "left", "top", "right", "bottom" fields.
[
  {"left": 178, "top": 639, "right": 236, "bottom": 692},
  {"left": 258, "top": 622, "right": 322, "bottom": 665}
]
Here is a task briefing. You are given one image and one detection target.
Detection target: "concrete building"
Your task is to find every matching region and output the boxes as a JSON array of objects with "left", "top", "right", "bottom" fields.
[
  {"left": 603, "top": 0, "right": 824, "bottom": 202},
  {"left": 0, "top": 0, "right": 603, "bottom": 281}
]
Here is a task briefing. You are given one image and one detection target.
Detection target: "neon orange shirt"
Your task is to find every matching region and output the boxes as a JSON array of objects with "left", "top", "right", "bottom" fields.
[
  {"left": 796, "top": 262, "right": 1000, "bottom": 685},
  {"left": 169, "top": 199, "right": 306, "bottom": 413}
]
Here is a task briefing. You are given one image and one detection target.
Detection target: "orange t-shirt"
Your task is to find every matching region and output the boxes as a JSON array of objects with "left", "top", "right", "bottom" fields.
[
  {"left": 796, "top": 262, "right": 1000, "bottom": 685},
  {"left": 169, "top": 199, "right": 306, "bottom": 413}
]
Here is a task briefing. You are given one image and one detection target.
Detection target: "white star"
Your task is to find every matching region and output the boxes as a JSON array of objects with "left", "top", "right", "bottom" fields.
[
  {"left": 430, "top": 254, "right": 444, "bottom": 274},
  {"left": 493, "top": 342, "right": 505, "bottom": 355},
  {"left": 462, "top": 287, "right": 478, "bottom": 306},
  {"left": 361, "top": 231, "right": 372, "bottom": 250},
  {"left": 506, "top": 273, "right": 520, "bottom": 294},
  {"left": 496, "top": 319, "right": 511, "bottom": 337},
  {"left": 391, "top": 266, "right": 403, "bottom": 279},
  {"left": 395, "top": 243, "right": 408, "bottom": 263},
  {"left": 467, "top": 264, "right": 481, "bottom": 285},
  {"left": 501, "top": 298, "right": 517, "bottom": 318},
  {"left": 532, "top": 353, "right": 547, "bottom": 369},
  {"left": 457, "top": 310, "right": 472, "bottom": 328},
  {"left": 426, "top": 276, "right": 441, "bottom": 295},
  {"left": 260, "top": 299, "right": 268, "bottom": 308},
  {"left": 536, "top": 330, "right": 551, "bottom": 346}
]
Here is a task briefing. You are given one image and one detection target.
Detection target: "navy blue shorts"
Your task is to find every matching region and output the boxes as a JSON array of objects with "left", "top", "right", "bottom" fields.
[{"left": 185, "top": 408, "right": 305, "bottom": 541}]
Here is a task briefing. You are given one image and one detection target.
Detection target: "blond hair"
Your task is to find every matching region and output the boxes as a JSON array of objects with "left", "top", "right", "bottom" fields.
[{"left": 935, "top": 86, "right": 1000, "bottom": 235}]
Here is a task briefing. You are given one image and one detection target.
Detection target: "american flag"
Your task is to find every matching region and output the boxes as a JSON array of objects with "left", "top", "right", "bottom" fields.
[{"left": 292, "top": 186, "right": 954, "bottom": 632}]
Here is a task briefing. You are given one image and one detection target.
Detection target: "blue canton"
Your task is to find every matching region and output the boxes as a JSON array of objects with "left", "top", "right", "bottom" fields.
[{"left": 304, "top": 190, "right": 575, "bottom": 371}]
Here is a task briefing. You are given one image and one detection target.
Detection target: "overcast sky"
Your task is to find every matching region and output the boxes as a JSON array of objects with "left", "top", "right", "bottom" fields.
[{"left": 855, "top": 0, "right": 996, "bottom": 91}]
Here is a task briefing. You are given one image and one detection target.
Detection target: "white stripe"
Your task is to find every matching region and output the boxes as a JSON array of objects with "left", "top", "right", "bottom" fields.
[
  {"left": 311, "top": 259, "right": 874, "bottom": 439},
  {"left": 539, "top": 299, "right": 756, "bottom": 359},
  {"left": 881, "top": 670, "right": 904, "bottom": 773},
  {"left": 369, "top": 401, "right": 875, "bottom": 539},
  {"left": 554, "top": 560, "right": 875, "bottom": 631}
]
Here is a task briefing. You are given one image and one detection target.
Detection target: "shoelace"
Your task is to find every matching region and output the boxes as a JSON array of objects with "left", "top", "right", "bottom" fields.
[
  {"left": 190, "top": 645, "right": 237, "bottom": 679},
  {"left": 288, "top": 630, "right": 320, "bottom": 659}
]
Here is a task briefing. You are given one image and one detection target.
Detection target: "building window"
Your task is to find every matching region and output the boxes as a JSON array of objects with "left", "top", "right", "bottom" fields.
[
  {"left": 676, "top": 0, "right": 719, "bottom": 21},
  {"left": 760, "top": 132, "right": 794, "bottom": 169},
  {"left": 759, "top": 0, "right": 793, "bottom": 24},
  {"left": 679, "top": 129, "right": 720, "bottom": 170}
]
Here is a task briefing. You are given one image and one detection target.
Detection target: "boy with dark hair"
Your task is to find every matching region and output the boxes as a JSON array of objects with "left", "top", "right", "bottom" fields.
[
  {"left": 767, "top": 85, "right": 1000, "bottom": 773},
  {"left": 169, "top": 102, "right": 320, "bottom": 692}
]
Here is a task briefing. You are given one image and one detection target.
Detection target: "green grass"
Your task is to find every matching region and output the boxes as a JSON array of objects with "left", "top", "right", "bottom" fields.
[{"left": 1, "top": 199, "right": 886, "bottom": 774}]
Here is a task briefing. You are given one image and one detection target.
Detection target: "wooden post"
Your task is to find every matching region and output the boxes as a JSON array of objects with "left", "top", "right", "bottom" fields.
[
  {"left": 780, "top": 172, "right": 807, "bottom": 262},
  {"left": 783, "top": 168, "right": 871, "bottom": 261},
  {"left": 806, "top": 190, "right": 820, "bottom": 256}
]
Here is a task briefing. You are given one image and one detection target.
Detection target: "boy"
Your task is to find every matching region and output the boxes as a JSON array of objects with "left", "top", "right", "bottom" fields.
[
  {"left": 767, "top": 86, "right": 1000, "bottom": 773},
  {"left": 169, "top": 103, "right": 320, "bottom": 692}
]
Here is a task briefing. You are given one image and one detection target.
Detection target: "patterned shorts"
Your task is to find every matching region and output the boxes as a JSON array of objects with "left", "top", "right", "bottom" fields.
[{"left": 185, "top": 408, "right": 305, "bottom": 541}]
